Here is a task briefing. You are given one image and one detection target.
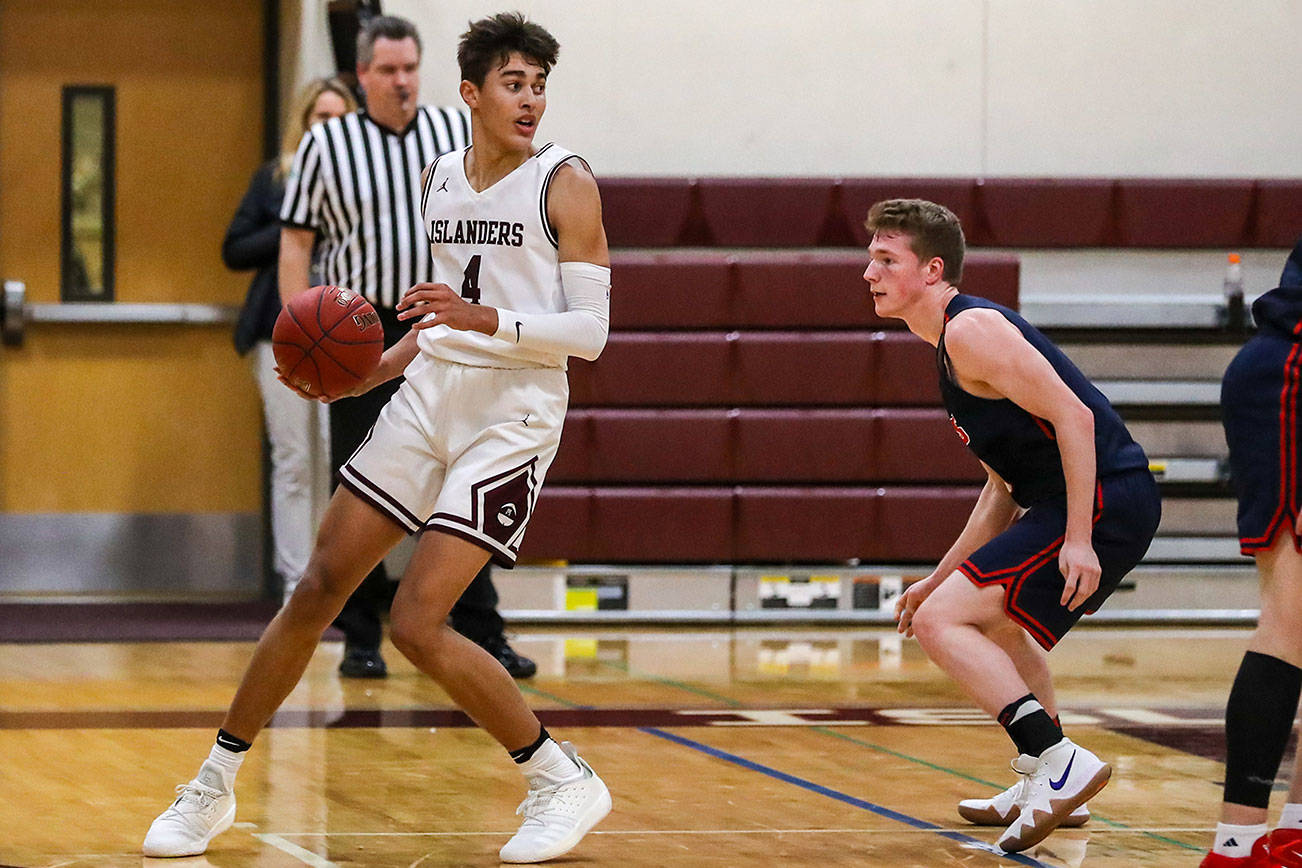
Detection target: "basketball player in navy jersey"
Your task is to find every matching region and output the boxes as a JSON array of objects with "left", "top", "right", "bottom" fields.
[
  {"left": 865, "top": 199, "right": 1161, "bottom": 853},
  {"left": 1202, "top": 280, "right": 1302, "bottom": 867},
  {"left": 145, "top": 13, "right": 611, "bottom": 862}
]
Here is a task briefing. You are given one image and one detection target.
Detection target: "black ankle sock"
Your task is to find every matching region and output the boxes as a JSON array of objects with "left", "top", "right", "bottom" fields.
[
  {"left": 509, "top": 726, "right": 551, "bottom": 764},
  {"left": 216, "top": 729, "right": 252, "bottom": 753},
  {"left": 998, "top": 694, "right": 1063, "bottom": 757},
  {"left": 1224, "top": 651, "right": 1302, "bottom": 807}
]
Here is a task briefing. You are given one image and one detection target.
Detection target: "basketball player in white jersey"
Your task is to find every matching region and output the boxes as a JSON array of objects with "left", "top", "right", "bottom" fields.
[{"left": 143, "top": 13, "right": 611, "bottom": 863}]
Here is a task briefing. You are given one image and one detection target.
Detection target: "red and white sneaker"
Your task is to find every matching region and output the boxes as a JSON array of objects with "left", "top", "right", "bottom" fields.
[
  {"left": 1199, "top": 835, "right": 1271, "bottom": 867},
  {"left": 1270, "top": 828, "right": 1302, "bottom": 867},
  {"left": 958, "top": 754, "right": 1090, "bottom": 828}
]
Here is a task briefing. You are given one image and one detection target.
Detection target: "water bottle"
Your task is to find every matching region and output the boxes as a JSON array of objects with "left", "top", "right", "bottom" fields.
[{"left": 1223, "top": 252, "right": 1245, "bottom": 331}]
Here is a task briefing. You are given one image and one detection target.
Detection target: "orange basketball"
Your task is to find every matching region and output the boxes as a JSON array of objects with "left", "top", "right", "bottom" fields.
[{"left": 272, "top": 285, "right": 384, "bottom": 398}]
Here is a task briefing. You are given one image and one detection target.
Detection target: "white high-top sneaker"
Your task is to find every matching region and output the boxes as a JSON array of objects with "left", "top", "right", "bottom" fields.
[
  {"left": 997, "top": 739, "right": 1110, "bottom": 853},
  {"left": 499, "top": 742, "right": 611, "bottom": 863},
  {"left": 142, "top": 761, "right": 236, "bottom": 857},
  {"left": 958, "top": 754, "right": 1090, "bottom": 827}
]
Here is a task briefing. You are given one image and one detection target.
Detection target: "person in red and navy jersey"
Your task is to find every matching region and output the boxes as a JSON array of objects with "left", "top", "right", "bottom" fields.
[
  {"left": 864, "top": 198, "right": 1160, "bottom": 854},
  {"left": 1203, "top": 282, "right": 1302, "bottom": 867}
]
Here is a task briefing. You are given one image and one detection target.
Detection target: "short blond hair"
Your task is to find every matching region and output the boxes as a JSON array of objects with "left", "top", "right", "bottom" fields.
[
  {"left": 277, "top": 77, "right": 357, "bottom": 179},
  {"left": 866, "top": 198, "right": 966, "bottom": 284}
]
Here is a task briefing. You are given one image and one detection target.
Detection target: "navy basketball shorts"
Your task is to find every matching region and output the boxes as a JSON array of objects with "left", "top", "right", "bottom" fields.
[
  {"left": 1222, "top": 333, "right": 1302, "bottom": 555},
  {"left": 958, "top": 468, "right": 1161, "bottom": 650}
]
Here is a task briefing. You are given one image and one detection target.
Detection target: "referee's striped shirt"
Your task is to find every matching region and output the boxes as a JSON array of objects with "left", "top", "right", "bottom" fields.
[{"left": 280, "top": 105, "right": 470, "bottom": 311}]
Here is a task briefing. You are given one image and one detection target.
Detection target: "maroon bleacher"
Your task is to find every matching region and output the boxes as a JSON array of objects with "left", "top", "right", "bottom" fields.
[
  {"left": 565, "top": 332, "right": 941, "bottom": 408},
  {"left": 550, "top": 409, "right": 983, "bottom": 484},
  {"left": 977, "top": 178, "right": 1115, "bottom": 247},
  {"left": 599, "top": 177, "right": 1302, "bottom": 250},
  {"left": 608, "top": 251, "right": 1019, "bottom": 329},
  {"left": 514, "top": 177, "right": 1096, "bottom": 565},
  {"left": 527, "top": 486, "right": 981, "bottom": 563}
]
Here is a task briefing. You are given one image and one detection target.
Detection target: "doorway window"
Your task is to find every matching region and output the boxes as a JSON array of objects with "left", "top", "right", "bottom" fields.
[{"left": 61, "top": 86, "right": 115, "bottom": 300}]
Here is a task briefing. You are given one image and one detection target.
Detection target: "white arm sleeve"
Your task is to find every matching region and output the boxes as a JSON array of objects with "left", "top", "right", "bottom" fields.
[{"left": 491, "top": 261, "right": 611, "bottom": 361}]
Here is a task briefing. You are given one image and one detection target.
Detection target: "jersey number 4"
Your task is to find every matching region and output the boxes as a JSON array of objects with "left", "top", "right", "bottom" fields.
[{"left": 460, "top": 255, "right": 482, "bottom": 304}]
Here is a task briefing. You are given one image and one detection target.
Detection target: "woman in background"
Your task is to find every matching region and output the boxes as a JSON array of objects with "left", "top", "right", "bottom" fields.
[{"left": 222, "top": 78, "right": 356, "bottom": 600}]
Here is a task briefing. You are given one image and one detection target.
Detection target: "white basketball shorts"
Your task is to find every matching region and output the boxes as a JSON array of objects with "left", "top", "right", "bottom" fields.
[{"left": 339, "top": 353, "right": 568, "bottom": 567}]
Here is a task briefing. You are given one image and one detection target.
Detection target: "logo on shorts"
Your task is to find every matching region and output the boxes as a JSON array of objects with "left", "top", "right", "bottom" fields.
[
  {"left": 949, "top": 414, "right": 971, "bottom": 446},
  {"left": 469, "top": 457, "right": 538, "bottom": 551},
  {"left": 497, "top": 503, "right": 518, "bottom": 528}
]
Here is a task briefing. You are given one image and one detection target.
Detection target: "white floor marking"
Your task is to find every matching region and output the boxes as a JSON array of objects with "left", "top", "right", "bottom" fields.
[
  {"left": 260, "top": 826, "right": 1214, "bottom": 838},
  {"left": 251, "top": 832, "right": 339, "bottom": 867}
]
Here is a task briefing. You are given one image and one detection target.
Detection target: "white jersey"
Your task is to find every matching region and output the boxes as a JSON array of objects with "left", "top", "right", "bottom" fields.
[{"left": 416, "top": 142, "right": 587, "bottom": 369}]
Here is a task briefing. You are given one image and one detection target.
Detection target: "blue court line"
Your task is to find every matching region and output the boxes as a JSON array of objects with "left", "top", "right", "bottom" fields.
[
  {"left": 523, "top": 677, "right": 1049, "bottom": 864},
  {"left": 593, "top": 657, "right": 1198, "bottom": 853},
  {"left": 640, "top": 726, "right": 1052, "bottom": 868}
]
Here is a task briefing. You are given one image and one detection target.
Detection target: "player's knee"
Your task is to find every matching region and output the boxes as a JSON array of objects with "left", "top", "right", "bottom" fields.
[
  {"left": 389, "top": 612, "right": 449, "bottom": 666},
  {"left": 289, "top": 564, "right": 354, "bottom": 610},
  {"left": 910, "top": 600, "right": 950, "bottom": 650}
]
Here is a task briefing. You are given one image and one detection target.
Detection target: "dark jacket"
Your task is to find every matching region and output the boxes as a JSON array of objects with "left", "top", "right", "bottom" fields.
[
  {"left": 1251, "top": 285, "right": 1302, "bottom": 340},
  {"left": 1281, "top": 237, "right": 1302, "bottom": 289},
  {"left": 223, "top": 159, "right": 285, "bottom": 354}
]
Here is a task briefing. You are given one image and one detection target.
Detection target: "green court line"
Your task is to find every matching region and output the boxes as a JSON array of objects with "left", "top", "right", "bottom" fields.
[
  {"left": 517, "top": 681, "right": 579, "bottom": 706},
  {"left": 590, "top": 655, "right": 1201, "bottom": 853},
  {"left": 596, "top": 658, "right": 744, "bottom": 707}
]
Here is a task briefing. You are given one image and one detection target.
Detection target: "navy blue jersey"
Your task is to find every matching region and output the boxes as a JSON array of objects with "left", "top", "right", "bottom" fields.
[{"left": 937, "top": 294, "right": 1149, "bottom": 507}]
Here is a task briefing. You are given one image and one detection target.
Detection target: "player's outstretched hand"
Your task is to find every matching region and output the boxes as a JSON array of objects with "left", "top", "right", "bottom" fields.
[
  {"left": 894, "top": 575, "right": 940, "bottom": 638},
  {"left": 398, "top": 283, "right": 497, "bottom": 335},
  {"left": 1059, "top": 539, "right": 1102, "bottom": 611}
]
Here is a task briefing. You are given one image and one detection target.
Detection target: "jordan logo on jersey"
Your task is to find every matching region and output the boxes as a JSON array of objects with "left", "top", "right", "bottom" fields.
[
  {"left": 949, "top": 415, "right": 971, "bottom": 446},
  {"left": 436, "top": 178, "right": 448, "bottom": 193},
  {"left": 429, "top": 218, "right": 525, "bottom": 247}
]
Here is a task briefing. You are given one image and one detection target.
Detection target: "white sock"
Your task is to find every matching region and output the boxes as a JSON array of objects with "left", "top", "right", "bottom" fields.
[
  {"left": 201, "top": 742, "right": 246, "bottom": 791},
  {"left": 1279, "top": 803, "right": 1302, "bottom": 830},
  {"left": 518, "top": 739, "right": 580, "bottom": 785},
  {"left": 1213, "top": 822, "right": 1267, "bottom": 857}
]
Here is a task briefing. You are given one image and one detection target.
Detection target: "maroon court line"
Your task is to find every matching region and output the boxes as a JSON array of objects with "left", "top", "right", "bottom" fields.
[{"left": 0, "top": 706, "right": 1226, "bottom": 735}]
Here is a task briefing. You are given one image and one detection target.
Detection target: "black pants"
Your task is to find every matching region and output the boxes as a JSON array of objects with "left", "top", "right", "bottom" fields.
[{"left": 329, "top": 311, "right": 505, "bottom": 652}]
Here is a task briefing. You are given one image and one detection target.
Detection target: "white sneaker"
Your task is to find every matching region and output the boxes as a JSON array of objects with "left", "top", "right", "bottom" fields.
[
  {"left": 997, "top": 739, "right": 1110, "bottom": 853},
  {"left": 142, "top": 762, "right": 236, "bottom": 857},
  {"left": 958, "top": 754, "right": 1090, "bottom": 827},
  {"left": 499, "top": 742, "right": 611, "bottom": 863}
]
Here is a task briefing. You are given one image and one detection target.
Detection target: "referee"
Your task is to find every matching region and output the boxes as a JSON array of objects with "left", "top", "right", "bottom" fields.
[{"left": 278, "top": 15, "right": 535, "bottom": 679}]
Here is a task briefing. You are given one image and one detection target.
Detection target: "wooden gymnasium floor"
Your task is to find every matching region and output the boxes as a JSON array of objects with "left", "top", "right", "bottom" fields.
[{"left": 0, "top": 622, "right": 1263, "bottom": 867}]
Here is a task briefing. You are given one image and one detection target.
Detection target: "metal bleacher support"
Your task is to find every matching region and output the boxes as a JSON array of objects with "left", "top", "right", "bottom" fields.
[{"left": 1037, "top": 291, "right": 1245, "bottom": 567}]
